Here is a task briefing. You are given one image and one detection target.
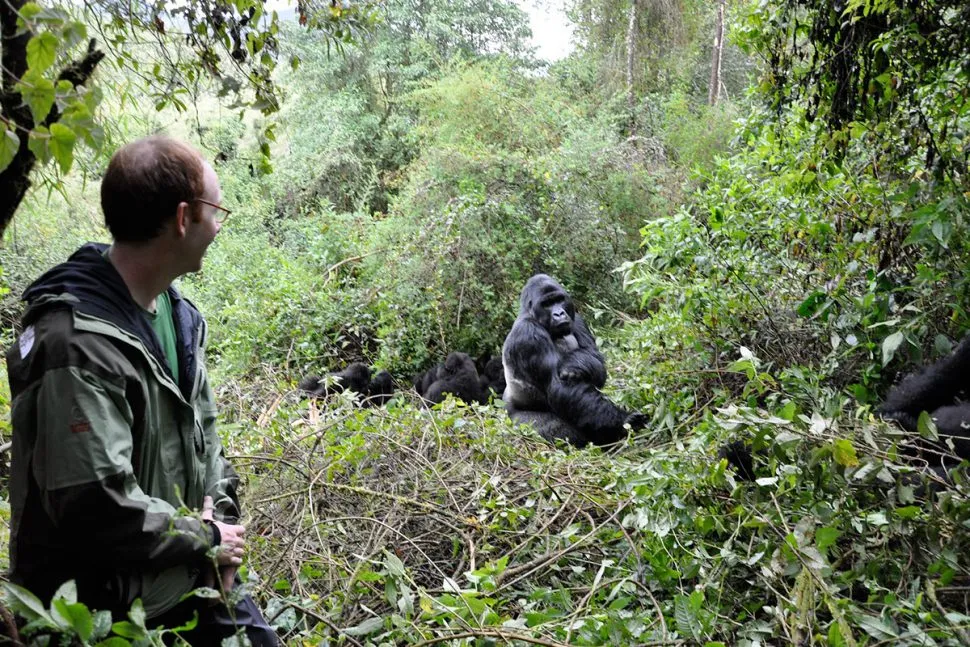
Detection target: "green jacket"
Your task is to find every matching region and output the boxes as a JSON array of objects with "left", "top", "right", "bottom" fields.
[{"left": 6, "top": 243, "right": 240, "bottom": 618}]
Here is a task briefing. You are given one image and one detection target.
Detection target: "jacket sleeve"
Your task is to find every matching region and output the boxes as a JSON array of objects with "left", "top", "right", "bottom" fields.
[
  {"left": 32, "top": 364, "right": 214, "bottom": 570},
  {"left": 199, "top": 375, "right": 241, "bottom": 523}
]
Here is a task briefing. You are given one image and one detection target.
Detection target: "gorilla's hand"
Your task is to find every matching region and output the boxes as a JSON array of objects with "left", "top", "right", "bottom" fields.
[
  {"left": 624, "top": 412, "right": 649, "bottom": 431},
  {"left": 877, "top": 408, "right": 919, "bottom": 432}
]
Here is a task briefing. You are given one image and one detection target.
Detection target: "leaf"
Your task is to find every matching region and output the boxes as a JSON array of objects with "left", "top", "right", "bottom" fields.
[
  {"left": 28, "top": 126, "right": 51, "bottom": 163},
  {"left": 881, "top": 331, "right": 904, "bottom": 366},
  {"left": 52, "top": 599, "right": 94, "bottom": 641},
  {"left": 48, "top": 122, "right": 76, "bottom": 174},
  {"left": 94, "top": 638, "right": 132, "bottom": 647},
  {"left": 110, "top": 621, "right": 146, "bottom": 639},
  {"left": 128, "top": 599, "right": 146, "bottom": 628},
  {"left": 857, "top": 614, "right": 898, "bottom": 639},
  {"left": 92, "top": 609, "right": 113, "bottom": 640},
  {"left": 18, "top": 2, "right": 43, "bottom": 21},
  {"left": 833, "top": 439, "right": 859, "bottom": 467},
  {"left": 917, "top": 411, "right": 939, "bottom": 441},
  {"left": 384, "top": 551, "right": 405, "bottom": 578},
  {"left": 52, "top": 579, "right": 78, "bottom": 604},
  {"left": 26, "top": 32, "right": 58, "bottom": 73},
  {"left": 16, "top": 69, "right": 56, "bottom": 124},
  {"left": 3, "top": 581, "right": 53, "bottom": 621},
  {"left": 0, "top": 128, "right": 19, "bottom": 173},
  {"left": 894, "top": 506, "right": 920, "bottom": 519},
  {"left": 816, "top": 526, "right": 841, "bottom": 552},
  {"left": 342, "top": 616, "right": 383, "bottom": 637}
]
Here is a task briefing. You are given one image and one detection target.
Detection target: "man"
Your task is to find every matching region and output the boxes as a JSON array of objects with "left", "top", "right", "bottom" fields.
[{"left": 5, "top": 136, "right": 278, "bottom": 645}]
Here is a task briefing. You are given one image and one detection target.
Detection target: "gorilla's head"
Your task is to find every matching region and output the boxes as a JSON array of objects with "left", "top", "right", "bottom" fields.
[
  {"left": 441, "top": 351, "right": 477, "bottom": 377},
  {"left": 520, "top": 274, "right": 575, "bottom": 338}
]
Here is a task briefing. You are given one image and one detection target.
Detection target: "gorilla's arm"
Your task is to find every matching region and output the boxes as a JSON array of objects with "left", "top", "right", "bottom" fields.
[
  {"left": 557, "top": 314, "right": 607, "bottom": 388},
  {"left": 547, "top": 378, "right": 631, "bottom": 446},
  {"left": 926, "top": 405, "right": 970, "bottom": 457},
  {"left": 504, "top": 318, "right": 559, "bottom": 402},
  {"left": 878, "top": 336, "right": 970, "bottom": 419}
]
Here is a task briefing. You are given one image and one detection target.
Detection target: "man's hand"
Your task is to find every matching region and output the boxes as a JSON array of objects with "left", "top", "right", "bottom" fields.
[{"left": 202, "top": 496, "right": 246, "bottom": 566}]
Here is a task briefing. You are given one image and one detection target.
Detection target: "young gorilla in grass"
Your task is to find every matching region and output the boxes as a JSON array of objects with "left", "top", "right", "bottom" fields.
[
  {"left": 477, "top": 352, "right": 506, "bottom": 400},
  {"left": 299, "top": 362, "right": 395, "bottom": 407},
  {"left": 502, "top": 274, "right": 646, "bottom": 447},
  {"left": 416, "top": 352, "right": 486, "bottom": 405}
]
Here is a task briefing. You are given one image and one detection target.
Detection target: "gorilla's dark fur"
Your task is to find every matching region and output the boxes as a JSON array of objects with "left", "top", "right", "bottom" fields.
[
  {"left": 722, "top": 335, "right": 970, "bottom": 483},
  {"left": 299, "top": 362, "right": 395, "bottom": 407},
  {"left": 877, "top": 335, "right": 970, "bottom": 465},
  {"left": 476, "top": 353, "right": 506, "bottom": 400},
  {"left": 502, "top": 274, "right": 645, "bottom": 447},
  {"left": 417, "top": 352, "right": 485, "bottom": 404}
]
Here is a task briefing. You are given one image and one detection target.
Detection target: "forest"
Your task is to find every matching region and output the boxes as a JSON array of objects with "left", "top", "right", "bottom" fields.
[{"left": 1, "top": 0, "right": 969, "bottom": 644}]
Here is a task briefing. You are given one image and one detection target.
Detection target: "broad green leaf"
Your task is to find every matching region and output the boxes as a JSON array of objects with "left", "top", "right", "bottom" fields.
[
  {"left": 92, "top": 609, "right": 113, "bottom": 640},
  {"left": 52, "top": 599, "right": 94, "bottom": 640},
  {"left": 0, "top": 128, "right": 19, "bottom": 173},
  {"left": 94, "top": 638, "right": 131, "bottom": 647},
  {"left": 26, "top": 32, "right": 58, "bottom": 73},
  {"left": 52, "top": 579, "right": 78, "bottom": 604},
  {"left": 384, "top": 551, "right": 405, "bottom": 578},
  {"left": 894, "top": 506, "right": 921, "bottom": 519},
  {"left": 881, "top": 331, "right": 904, "bottom": 366},
  {"left": 17, "top": 70, "right": 56, "bottom": 124},
  {"left": 833, "top": 439, "right": 859, "bottom": 467},
  {"left": 128, "top": 598, "right": 147, "bottom": 628},
  {"left": 18, "top": 2, "right": 43, "bottom": 21},
  {"left": 917, "top": 411, "right": 939, "bottom": 441},
  {"left": 816, "top": 526, "right": 841, "bottom": 552},
  {"left": 111, "top": 621, "right": 146, "bottom": 639},
  {"left": 28, "top": 126, "right": 51, "bottom": 164},
  {"left": 49, "top": 120, "right": 76, "bottom": 174},
  {"left": 342, "top": 616, "right": 383, "bottom": 637},
  {"left": 3, "top": 581, "right": 52, "bottom": 620}
]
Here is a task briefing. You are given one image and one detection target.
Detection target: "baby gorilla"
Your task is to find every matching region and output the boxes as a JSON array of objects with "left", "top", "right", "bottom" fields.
[
  {"left": 502, "top": 274, "right": 646, "bottom": 447},
  {"left": 299, "top": 362, "right": 394, "bottom": 407},
  {"left": 417, "top": 352, "right": 485, "bottom": 404},
  {"left": 477, "top": 353, "right": 507, "bottom": 400}
]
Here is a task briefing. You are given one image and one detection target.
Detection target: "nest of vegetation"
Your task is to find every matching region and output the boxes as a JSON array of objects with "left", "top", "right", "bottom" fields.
[
  {"left": 225, "top": 385, "right": 970, "bottom": 646},
  {"left": 234, "top": 394, "right": 645, "bottom": 643}
]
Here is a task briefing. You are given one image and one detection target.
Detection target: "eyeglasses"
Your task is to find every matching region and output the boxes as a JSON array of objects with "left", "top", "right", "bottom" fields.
[{"left": 193, "top": 198, "right": 232, "bottom": 224}]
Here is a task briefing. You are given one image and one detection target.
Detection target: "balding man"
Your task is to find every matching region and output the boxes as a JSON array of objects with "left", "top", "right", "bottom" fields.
[{"left": 6, "top": 136, "right": 278, "bottom": 645}]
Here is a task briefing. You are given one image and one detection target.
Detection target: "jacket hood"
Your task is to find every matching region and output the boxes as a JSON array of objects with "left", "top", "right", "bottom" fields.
[{"left": 21, "top": 242, "right": 203, "bottom": 397}]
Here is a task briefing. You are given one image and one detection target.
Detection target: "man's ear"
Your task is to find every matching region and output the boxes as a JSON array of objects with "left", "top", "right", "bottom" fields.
[{"left": 175, "top": 202, "right": 191, "bottom": 237}]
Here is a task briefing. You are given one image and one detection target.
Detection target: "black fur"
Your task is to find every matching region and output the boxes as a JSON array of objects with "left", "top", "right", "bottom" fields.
[
  {"left": 299, "top": 362, "right": 395, "bottom": 407},
  {"left": 877, "top": 334, "right": 970, "bottom": 465},
  {"left": 419, "top": 352, "right": 485, "bottom": 404},
  {"left": 476, "top": 353, "right": 506, "bottom": 400},
  {"left": 502, "top": 274, "right": 645, "bottom": 447}
]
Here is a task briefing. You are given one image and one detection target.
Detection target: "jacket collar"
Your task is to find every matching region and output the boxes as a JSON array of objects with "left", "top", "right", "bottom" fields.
[{"left": 22, "top": 242, "right": 204, "bottom": 398}]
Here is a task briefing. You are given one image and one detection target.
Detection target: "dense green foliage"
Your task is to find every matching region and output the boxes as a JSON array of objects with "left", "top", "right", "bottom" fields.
[{"left": 2, "top": 0, "right": 970, "bottom": 644}]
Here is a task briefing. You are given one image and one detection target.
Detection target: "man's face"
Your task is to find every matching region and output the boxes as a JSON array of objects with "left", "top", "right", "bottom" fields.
[{"left": 183, "top": 161, "right": 224, "bottom": 273}]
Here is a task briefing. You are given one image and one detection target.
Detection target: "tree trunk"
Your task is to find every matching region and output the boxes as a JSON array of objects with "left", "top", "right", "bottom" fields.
[
  {"left": 708, "top": 0, "right": 725, "bottom": 106},
  {"left": 625, "top": 0, "right": 639, "bottom": 135},
  {"left": 0, "top": 0, "right": 104, "bottom": 238}
]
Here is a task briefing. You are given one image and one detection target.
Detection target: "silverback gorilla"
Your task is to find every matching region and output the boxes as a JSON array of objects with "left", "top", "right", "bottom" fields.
[{"left": 502, "top": 274, "right": 646, "bottom": 447}]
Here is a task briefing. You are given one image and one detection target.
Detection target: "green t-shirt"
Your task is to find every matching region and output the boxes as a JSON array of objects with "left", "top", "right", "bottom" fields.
[{"left": 147, "top": 290, "right": 179, "bottom": 381}]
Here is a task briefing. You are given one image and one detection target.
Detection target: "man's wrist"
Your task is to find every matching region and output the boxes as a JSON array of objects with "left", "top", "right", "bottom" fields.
[{"left": 203, "top": 518, "right": 222, "bottom": 546}]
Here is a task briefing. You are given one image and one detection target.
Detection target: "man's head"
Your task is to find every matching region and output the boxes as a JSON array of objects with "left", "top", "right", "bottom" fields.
[{"left": 101, "top": 135, "right": 225, "bottom": 272}]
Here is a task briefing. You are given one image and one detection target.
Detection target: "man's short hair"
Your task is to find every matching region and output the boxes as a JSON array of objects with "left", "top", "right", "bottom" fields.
[{"left": 101, "top": 136, "right": 205, "bottom": 243}]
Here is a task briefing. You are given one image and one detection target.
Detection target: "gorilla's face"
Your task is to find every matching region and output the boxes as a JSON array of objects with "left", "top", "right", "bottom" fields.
[
  {"left": 442, "top": 352, "right": 477, "bottom": 376},
  {"left": 522, "top": 274, "right": 575, "bottom": 338}
]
